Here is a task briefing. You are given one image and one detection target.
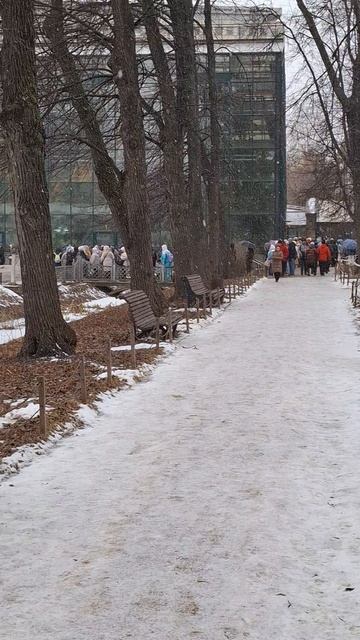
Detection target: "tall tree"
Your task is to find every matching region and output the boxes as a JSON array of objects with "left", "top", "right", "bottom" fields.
[
  {"left": 1, "top": 0, "right": 76, "bottom": 358},
  {"left": 293, "top": 0, "right": 360, "bottom": 240},
  {"left": 110, "top": 0, "right": 161, "bottom": 309},
  {"left": 45, "top": 0, "right": 164, "bottom": 313},
  {"left": 141, "top": 0, "right": 195, "bottom": 293},
  {"left": 168, "top": 0, "right": 209, "bottom": 280},
  {"left": 203, "top": 0, "right": 224, "bottom": 286}
]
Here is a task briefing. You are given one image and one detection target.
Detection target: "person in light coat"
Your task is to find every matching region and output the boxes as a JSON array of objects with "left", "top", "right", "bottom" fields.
[
  {"left": 271, "top": 244, "right": 283, "bottom": 282},
  {"left": 101, "top": 245, "right": 115, "bottom": 276}
]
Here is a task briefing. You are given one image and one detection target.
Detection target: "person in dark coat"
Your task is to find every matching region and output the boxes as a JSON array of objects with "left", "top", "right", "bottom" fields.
[
  {"left": 0, "top": 246, "right": 5, "bottom": 266},
  {"left": 287, "top": 239, "right": 297, "bottom": 276},
  {"left": 306, "top": 242, "right": 317, "bottom": 276},
  {"left": 246, "top": 246, "right": 254, "bottom": 274}
]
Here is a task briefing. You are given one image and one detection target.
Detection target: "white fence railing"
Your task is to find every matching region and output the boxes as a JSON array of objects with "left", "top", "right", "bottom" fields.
[{"left": 0, "top": 257, "right": 174, "bottom": 286}]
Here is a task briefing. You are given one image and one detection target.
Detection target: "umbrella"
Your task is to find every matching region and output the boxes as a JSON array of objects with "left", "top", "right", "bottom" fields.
[
  {"left": 342, "top": 239, "right": 357, "bottom": 254},
  {"left": 239, "top": 240, "right": 255, "bottom": 250}
]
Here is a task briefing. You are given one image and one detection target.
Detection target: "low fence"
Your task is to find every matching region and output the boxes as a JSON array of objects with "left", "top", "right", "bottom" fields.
[
  {"left": 1, "top": 256, "right": 264, "bottom": 288},
  {"left": 335, "top": 259, "right": 360, "bottom": 309},
  {"left": 55, "top": 261, "right": 174, "bottom": 284}
]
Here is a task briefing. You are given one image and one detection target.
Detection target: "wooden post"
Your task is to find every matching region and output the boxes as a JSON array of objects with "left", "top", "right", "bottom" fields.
[
  {"left": 237, "top": 278, "right": 240, "bottom": 295},
  {"left": 233, "top": 281, "right": 236, "bottom": 298},
  {"left": 209, "top": 292, "right": 213, "bottom": 316},
  {"left": 107, "top": 338, "right": 112, "bottom": 386},
  {"left": 196, "top": 298, "right": 200, "bottom": 323},
  {"left": 217, "top": 287, "right": 221, "bottom": 308},
  {"left": 155, "top": 318, "right": 160, "bottom": 349},
  {"left": 130, "top": 325, "right": 137, "bottom": 369},
  {"left": 228, "top": 282, "right": 232, "bottom": 302},
  {"left": 168, "top": 307, "right": 173, "bottom": 343},
  {"left": 184, "top": 302, "right": 190, "bottom": 333},
  {"left": 80, "top": 356, "right": 87, "bottom": 404},
  {"left": 202, "top": 294, "right": 207, "bottom": 319},
  {"left": 38, "top": 376, "right": 47, "bottom": 437}
]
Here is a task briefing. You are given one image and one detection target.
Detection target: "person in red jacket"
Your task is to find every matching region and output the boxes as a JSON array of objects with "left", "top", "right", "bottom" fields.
[
  {"left": 278, "top": 240, "right": 289, "bottom": 276},
  {"left": 317, "top": 240, "right": 332, "bottom": 276}
]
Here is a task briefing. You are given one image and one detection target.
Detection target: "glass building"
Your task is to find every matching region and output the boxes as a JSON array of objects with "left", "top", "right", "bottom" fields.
[{"left": 0, "top": 5, "right": 285, "bottom": 249}]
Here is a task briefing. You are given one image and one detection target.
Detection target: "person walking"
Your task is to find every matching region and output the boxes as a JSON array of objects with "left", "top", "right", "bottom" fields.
[
  {"left": 317, "top": 240, "right": 332, "bottom": 276},
  {"left": 288, "top": 238, "right": 297, "bottom": 276},
  {"left": 306, "top": 242, "right": 317, "bottom": 276},
  {"left": 271, "top": 244, "right": 283, "bottom": 282},
  {"left": 299, "top": 238, "right": 309, "bottom": 276},
  {"left": 277, "top": 240, "right": 288, "bottom": 276},
  {"left": 328, "top": 239, "right": 338, "bottom": 267}
]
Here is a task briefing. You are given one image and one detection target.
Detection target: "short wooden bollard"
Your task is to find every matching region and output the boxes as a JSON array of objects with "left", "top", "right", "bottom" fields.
[
  {"left": 184, "top": 302, "right": 190, "bottom": 333},
  {"left": 217, "top": 287, "right": 221, "bottom": 308},
  {"left": 209, "top": 293, "right": 213, "bottom": 315},
  {"left": 203, "top": 294, "right": 207, "bottom": 319},
  {"left": 237, "top": 279, "right": 240, "bottom": 295},
  {"left": 228, "top": 283, "right": 232, "bottom": 302},
  {"left": 130, "top": 325, "right": 137, "bottom": 369},
  {"left": 107, "top": 338, "right": 112, "bottom": 386},
  {"left": 168, "top": 307, "right": 173, "bottom": 343},
  {"left": 38, "top": 376, "right": 47, "bottom": 437},
  {"left": 233, "top": 281, "right": 236, "bottom": 298},
  {"left": 196, "top": 298, "right": 200, "bottom": 323},
  {"left": 80, "top": 356, "right": 87, "bottom": 404},
  {"left": 155, "top": 318, "right": 160, "bottom": 350}
]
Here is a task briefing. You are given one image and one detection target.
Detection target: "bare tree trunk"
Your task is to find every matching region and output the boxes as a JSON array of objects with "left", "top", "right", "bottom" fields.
[
  {"left": 168, "top": 0, "right": 209, "bottom": 281},
  {"left": 204, "top": 0, "right": 224, "bottom": 287},
  {"left": 141, "top": 0, "right": 194, "bottom": 295},
  {"left": 110, "top": 0, "right": 164, "bottom": 314},
  {"left": 1, "top": 0, "right": 76, "bottom": 358},
  {"left": 45, "top": 0, "right": 164, "bottom": 313}
]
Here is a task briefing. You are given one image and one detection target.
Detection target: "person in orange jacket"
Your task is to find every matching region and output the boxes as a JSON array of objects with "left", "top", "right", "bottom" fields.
[
  {"left": 317, "top": 240, "right": 332, "bottom": 276},
  {"left": 278, "top": 240, "right": 289, "bottom": 276}
]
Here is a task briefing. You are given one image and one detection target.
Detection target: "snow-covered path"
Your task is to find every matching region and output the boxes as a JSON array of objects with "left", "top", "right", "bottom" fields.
[{"left": 1, "top": 277, "right": 360, "bottom": 640}]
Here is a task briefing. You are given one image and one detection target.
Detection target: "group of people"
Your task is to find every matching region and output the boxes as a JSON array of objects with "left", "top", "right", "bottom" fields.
[
  {"left": 265, "top": 237, "right": 345, "bottom": 282},
  {"left": 54, "top": 244, "right": 130, "bottom": 274},
  {"left": 53, "top": 242, "right": 174, "bottom": 278}
]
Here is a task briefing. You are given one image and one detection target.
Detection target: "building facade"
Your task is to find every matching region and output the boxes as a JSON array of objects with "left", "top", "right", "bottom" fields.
[{"left": 0, "top": 5, "right": 286, "bottom": 249}]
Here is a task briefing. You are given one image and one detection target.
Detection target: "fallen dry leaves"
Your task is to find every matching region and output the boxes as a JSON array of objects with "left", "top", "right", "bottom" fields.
[{"left": 0, "top": 305, "right": 161, "bottom": 462}]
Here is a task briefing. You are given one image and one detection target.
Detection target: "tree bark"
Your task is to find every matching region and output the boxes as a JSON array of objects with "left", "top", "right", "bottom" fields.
[
  {"left": 168, "top": 0, "right": 209, "bottom": 281},
  {"left": 110, "top": 0, "right": 164, "bottom": 314},
  {"left": 141, "top": 0, "right": 194, "bottom": 295},
  {"left": 1, "top": 0, "right": 76, "bottom": 358},
  {"left": 45, "top": 0, "right": 164, "bottom": 313},
  {"left": 204, "top": 0, "right": 224, "bottom": 286}
]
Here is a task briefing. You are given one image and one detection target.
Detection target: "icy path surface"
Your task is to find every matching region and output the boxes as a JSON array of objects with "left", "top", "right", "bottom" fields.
[{"left": 1, "top": 277, "right": 360, "bottom": 640}]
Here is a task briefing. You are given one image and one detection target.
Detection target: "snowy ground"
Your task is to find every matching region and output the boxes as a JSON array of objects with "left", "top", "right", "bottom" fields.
[
  {"left": 1, "top": 276, "right": 360, "bottom": 639},
  {"left": 0, "top": 294, "right": 125, "bottom": 345}
]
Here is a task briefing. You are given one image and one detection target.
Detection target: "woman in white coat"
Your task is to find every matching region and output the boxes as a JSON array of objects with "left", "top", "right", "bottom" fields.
[{"left": 101, "top": 245, "right": 115, "bottom": 277}]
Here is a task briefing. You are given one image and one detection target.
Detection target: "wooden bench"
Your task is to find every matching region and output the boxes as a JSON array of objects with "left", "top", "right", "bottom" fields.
[
  {"left": 182, "top": 274, "right": 225, "bottom": 307},
  {"left": 121, "top": 290, "right": 183, "bottom": 338}
]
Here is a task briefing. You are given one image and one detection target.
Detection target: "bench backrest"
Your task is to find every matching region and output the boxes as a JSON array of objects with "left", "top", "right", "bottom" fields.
[
  {"left": 122, "top": 290, "right": 156, "bottom": 331},
  {"left": 183, "top": 274, "right": 208, "bottom": 296}
]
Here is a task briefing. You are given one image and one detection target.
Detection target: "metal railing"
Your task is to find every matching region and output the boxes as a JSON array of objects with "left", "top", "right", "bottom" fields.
[{"left": 55, "top": 260, "right": 175, "bottom": 284}]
